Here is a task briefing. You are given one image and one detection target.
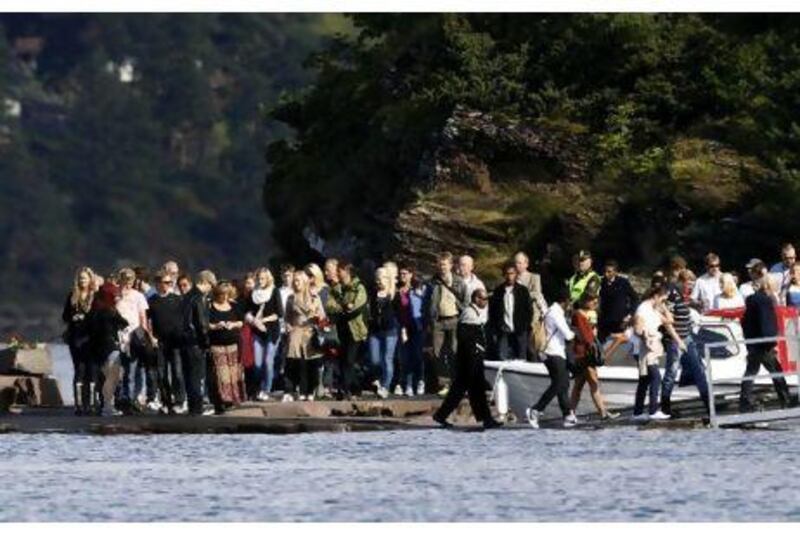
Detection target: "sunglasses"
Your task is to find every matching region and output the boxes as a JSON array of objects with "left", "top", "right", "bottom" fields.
[{"left": 707, "top": 263, "right": 721, "bottom": 268}]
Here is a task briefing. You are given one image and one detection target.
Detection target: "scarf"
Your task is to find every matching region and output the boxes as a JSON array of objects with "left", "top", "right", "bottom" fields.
[{"left": 252, "top": 287, "right": 274, "bottom": 306}]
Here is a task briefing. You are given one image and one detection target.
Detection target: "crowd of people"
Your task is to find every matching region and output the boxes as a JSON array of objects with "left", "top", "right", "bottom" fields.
[{"left": 61, "top": 244, "right": 800, "bottom": 426}]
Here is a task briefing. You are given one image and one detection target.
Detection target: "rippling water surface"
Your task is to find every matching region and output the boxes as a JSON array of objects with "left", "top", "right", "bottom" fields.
[{"left": 2, "top": 427, "right": 800, "bottom": 521}]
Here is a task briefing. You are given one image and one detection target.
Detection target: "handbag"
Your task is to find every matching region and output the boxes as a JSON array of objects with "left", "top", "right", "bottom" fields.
[{"left": 586, "top": 337, "right": 606, "bottom": 367}]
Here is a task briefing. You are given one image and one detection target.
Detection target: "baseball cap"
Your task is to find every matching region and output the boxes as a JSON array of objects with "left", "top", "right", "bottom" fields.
[{"left": 745, "top": 258, "right": 764, "bottom": 269}]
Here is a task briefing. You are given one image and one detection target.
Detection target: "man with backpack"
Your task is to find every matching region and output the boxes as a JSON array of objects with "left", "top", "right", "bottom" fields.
[{"left": 427, "top": 252, "right": 467, "bottom": 396}]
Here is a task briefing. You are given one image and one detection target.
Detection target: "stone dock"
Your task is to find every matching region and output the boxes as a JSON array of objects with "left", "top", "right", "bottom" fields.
[{"left": 0, "top": 397, "right": 474, "bottom": 435}]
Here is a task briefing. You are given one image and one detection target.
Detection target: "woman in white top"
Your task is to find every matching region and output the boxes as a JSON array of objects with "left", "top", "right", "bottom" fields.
[
  {"left": 526, "top": 288, "right": 576, "bottom": 429},
  {"left": 632, "top": 283, "right": 682, "bottom": 421},
  {"left": 713, "top": 273, "right": 745, "bottom": 310}
]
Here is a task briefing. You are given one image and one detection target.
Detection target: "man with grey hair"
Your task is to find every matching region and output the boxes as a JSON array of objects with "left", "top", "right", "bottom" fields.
[
  {"left": 457, "top": 254, "right": 485, "bottom": 307},
  {"left": 162, "top": 260, "right": 180, "bottom": 294},
  {"left": 514, "top": 251, "right": 548, "bottom": 354}
]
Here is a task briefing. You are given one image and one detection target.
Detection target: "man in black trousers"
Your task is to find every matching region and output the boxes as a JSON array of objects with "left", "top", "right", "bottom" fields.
[
  {"left": 433, "top": 288, "right": 503, "bottom": 429},
  {"left": 740, "top": 277, "right": 794, "bottom": 412},
  {"left": 179, "top": 270, "right": 215, "bottom": 416},
  {"left": 488, "top": 262, "right": 533, "bottom": 360}
]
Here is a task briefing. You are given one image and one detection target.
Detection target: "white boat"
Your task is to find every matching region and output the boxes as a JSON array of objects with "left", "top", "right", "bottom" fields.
[{"left": 484, "top": 315, "right": 800, "bottom": 421}]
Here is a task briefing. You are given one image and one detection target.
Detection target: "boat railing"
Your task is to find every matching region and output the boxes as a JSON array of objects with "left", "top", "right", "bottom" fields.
[{"left": 704, "top": 335, "right": 800, "bottom": 428}]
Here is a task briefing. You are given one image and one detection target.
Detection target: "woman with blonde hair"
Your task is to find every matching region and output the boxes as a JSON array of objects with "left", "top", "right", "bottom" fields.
[
  {"left": 713, "top": 273, "right": 744, "bottom": 310},
  {"left": 246, "top": 268, "right": 282, "bottom": 401},
  {"left": 62, "top": 266, "right": 97, "bottom": 414},
  {"left": 283, "top": 270, "right": 325, "bottom": 401},
  {"left": 367, "top": 267, "right": 401, "bottom": 398},
  {"left": 208, "top": 282, "right": 246, "bottom": 414}
]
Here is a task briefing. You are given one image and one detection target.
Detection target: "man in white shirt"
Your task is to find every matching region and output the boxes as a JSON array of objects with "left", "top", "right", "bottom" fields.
[
  {"left": 690, "top": 252, "right": 722, "bottom": 312},
  {"left": 769, "top": 243, "right": 796, "bottom": 299},
  {"left": 740, "top": 258, "right": 767, "bottom": 299},
  {"left": 525, "top": 287, "right": 576, "bottom": 429},
  {"left": 457, "top": 255, "right": 486, "bottom": 307}
]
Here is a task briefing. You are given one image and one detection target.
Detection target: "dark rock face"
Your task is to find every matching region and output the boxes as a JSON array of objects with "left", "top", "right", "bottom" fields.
[{"left": 270, "top": 106, "right": 772, "bottom": 290}]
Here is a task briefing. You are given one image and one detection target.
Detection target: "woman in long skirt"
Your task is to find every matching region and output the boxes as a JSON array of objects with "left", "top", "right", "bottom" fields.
[{"left": 208, "top": 282, "right": 245, "bottom": 414}]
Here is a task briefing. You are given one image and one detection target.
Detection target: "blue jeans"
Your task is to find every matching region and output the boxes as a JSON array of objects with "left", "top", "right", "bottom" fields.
[
  {"left": 400, "top": 327, "right": 425, "bottom": 390},
  {"left": 661, "top": 338, "right": 710, "bottom": 413},
  {"left": 368, "top": 329, "right": 399, "bottom": 390},
  {"left": 253, "top": 335, "right": 279, "bottom": 394}
]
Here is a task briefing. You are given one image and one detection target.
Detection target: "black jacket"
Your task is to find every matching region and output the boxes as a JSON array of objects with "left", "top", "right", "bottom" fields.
[
  {"left": 247, "top": 289, "right": 283, "bottom": 343},
  {"left": 148, "top": 292, "right": 184, "bottom": 345},
  {"left": 89, "top": 307, "right": 128, "bottom": 360},
  {"left": 180, "top": 286, "right": 210, "bottom": 349},
  {"left": 488, "top": 283, "right": 533, "bottom": 335},
  {"left": 62, "top": 292, "right": 92, "bottom": 346},
  {"left": 368, "top": 292, "right": 400, "bottom": 333},
  {"left": 599, "top": 276, "right": 638, "bottom": 327},
  {"left": 742, "top": 291, "right": 778, "bottom": 350},
  {"left": 456, "top": 320, "right": 489, "bottom": 361}
]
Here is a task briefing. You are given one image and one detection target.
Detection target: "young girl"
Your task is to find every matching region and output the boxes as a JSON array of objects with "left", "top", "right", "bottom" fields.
[{"left": 570, "top": 294, "right": 617, "bottom": 420}]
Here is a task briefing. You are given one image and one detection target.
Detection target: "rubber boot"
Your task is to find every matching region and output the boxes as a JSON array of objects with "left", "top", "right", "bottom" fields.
[
  {"left": 74, "top": 382, "right": 83, "bottom": 416},
  {"left": 88, "top": 382, "right": 98, "bottom": 416}
]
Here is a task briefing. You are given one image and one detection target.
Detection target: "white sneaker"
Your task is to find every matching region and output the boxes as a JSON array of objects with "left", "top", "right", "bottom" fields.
[
  {"left": 393, "top": 384, "right": 403, "bottom": 396},
  {"left": 632, "top": 413, "right": 650, "bottom": 422},
  {"left": 404, "top": 386, "right": 414, "bottom": 397},
  {"left": 146, "top": 400, "right": 162, "bottom": 412},
  {"left": 307, "top": 395, "right": 315, "bottom": 402},
  {"left": 298, "top": 395, "right": 307, "bottom": 401},
  {"left": 649, "top": 410, "right": 671, "bottom": 421},
  {"left": 174, "top": 402, "right": 188, "bottom": 415},
  {"left": 136, "top": 393, "right": 147, "bottom": 406},
  {"left": 437, "top": 386, "right": 449, "bottom": 397},
  {"left": 101, "top": 406, "right": 122, "bottom": 417},
  {"left": 563, "top": 412, "right": 578, "bottom": 428},
  {"left": 371, "top": 379, "right": 381, "bottom": 391},
  {"left": 377, "top": 387, "right": 389, "bottom": 399},
  {"left": 256, "top": 391, "right": 270, "bottom": 401},
  {"left": 416, "top": 381, "right": 425, "bottom": 396},
  {"left": 281, "top": 394, "right": 294, "bottom": 403},
  {"left": 525, "top": 407, "right": 541, "bottom": 429},
  {"left": 202, "top": 407, "right": 216, "bottom": 416}
]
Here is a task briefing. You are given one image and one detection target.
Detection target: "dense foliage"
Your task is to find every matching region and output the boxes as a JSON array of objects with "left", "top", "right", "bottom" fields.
[
  {"left": 0, "top": 13, "right": 350, "bottom": 338},
  {"left": 267, "top": 14, "right": 800, "bottom": 271}
]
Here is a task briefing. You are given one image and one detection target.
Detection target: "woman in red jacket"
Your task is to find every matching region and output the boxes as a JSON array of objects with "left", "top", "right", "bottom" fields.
[{"left": 570, "top": 293, "right": 618, "bottom": 420}]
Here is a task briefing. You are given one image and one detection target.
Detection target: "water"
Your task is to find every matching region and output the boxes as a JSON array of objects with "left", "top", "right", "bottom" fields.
[{"left": 2, "top": 428, "right": 800, "bottom": 521}]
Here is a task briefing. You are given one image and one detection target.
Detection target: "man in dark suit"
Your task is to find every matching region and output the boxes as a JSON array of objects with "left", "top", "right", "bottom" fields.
[
  {"left": 740, "top": 277, "right": 793, "bottom": 411},
  {"left": 489, "top": 261, "right": 533, "bottom": 360},
  {"left": 433, "top": 288, "right": 502, "bottom": 429}
]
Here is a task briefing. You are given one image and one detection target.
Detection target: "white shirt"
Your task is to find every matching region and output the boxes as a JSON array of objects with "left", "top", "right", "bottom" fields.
[
  {"left": 542, "top": 303, "right": 575, "bottom": 358},
  {"left": 713, "top": 292, "right": 744, "bottom": 310},
  {"left": 691, "top": 273, "right": 722, "bottom": 312},
  {"left": 462, "top": 274, "right": 486, "bottom": 306},
  {"left": 769, "top": 262, "right": 792, "bottom": 296},
  {"left": 503, "top": 285, "right": 515, "bottom": 332},
  {"left": 635, "top": 300, "right": 664, "bottom": 342},
  {"left": 117, "top": 289, "right": 148, "bottom": 332},
  {"left": 460, "top": 303, "right": 488, "bottom": 325},
  {"left": 739, "top": 281, "right": 756, "bottom": 299}
]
